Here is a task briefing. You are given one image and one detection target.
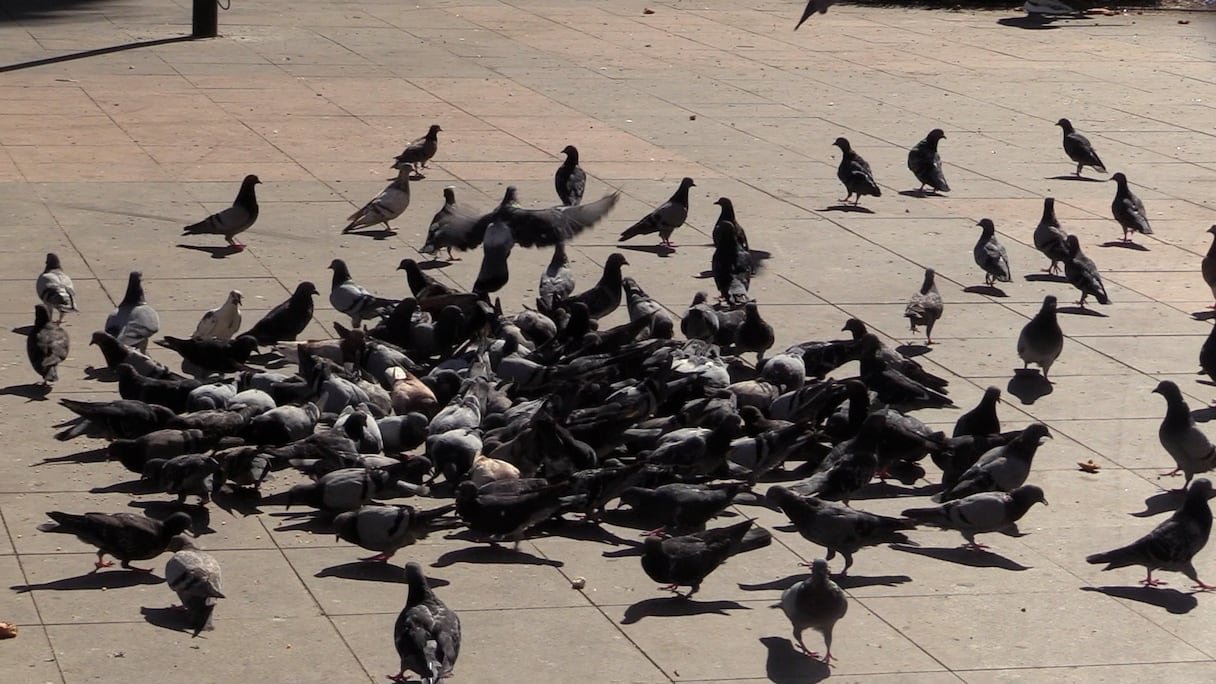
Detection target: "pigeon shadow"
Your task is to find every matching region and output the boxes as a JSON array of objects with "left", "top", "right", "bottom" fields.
[
  {"left": 891, "top": 544, "right": 1030, "bottom": 571},
  {"left": 416, "top": 260, "right": 450, "bottom": 271},
  {"left": 1057, "top": 305, "right": 1108, "bottom": 318},
  {"left": 1046, "top": 175, "right": 1107, "bottom": 182},
  {"left": 140, "top": 605, "right": 204, "bottom": 635},
  {"left": 211, "top": 488, "right": 265, "bottom": 517},
  {"left": 83, "top": 365, "right": 118, "bottom": 382},
  {"left": 90, "top": 478, "right": 156, "bottom": 495},
  {"left": 739, "top": 573, "right": 805, "bottom": 592},
  {"left": 620, "top": 597, "right": 749, "bottom": 625},
  {"left": 1099, "top": 241, "right": 1150, "bottom": 252},
  {"left": 176, "top": 244, "right": 243, "bottom": 259},
  {"left": 1191, "top": 310, "right": 1216, "bottom": 322},
  {"left": 1192, "top": 406, "right": 1216, "bottom": 424},
  {"left": 850, "top": 479, "right": 936, "bottom": 500},
  {"left": 342, "top": 228, "right": 398, "bottom": 241},
  {"left": 821, "top": 204, "right": 875, "bottom": 214},
  {"left": 34, "top": 445, "right": 109, "bottom": 465},
  {"left": 760, "top": 636, "right": 831, "bottom": 684},
  {"left": 894, "top": 344, "right": 931, "bottom": 358},
  {"left": 619, "top": 244, "right": 677, "bottom": 258},
  {"left": 963, "top": 285, "right": 1009, "bottom": 298},
  {"left": 270, "top": 512, "right": 334, "bottom": 534},
  {"left": 315, "top": 561, "right": 410, "bottom": 584},
  {"left": 835, "top": 573, "right": 914, "bottom": 590},
  {"left": 0, "top": 382, "right": 51, "bottom": 401},
  {"left": 1023, "top": 272, "right": 1068, "bottom": 284},
  {"left": 1130, "top": 488, "right": 1186, "bottom": 518},
  {"left": 897, "top": 189, "right": 945, "bottom": 198},
  {"left": 12, "top": 570, "right": 165, "bottom": 593},
  {"left": 1081, "top": 585, "right": 1198, "bottom": 614},
  {"left": 431, "top": 544, "right": 563, "bottom": 568},
  {"left": 1007, "top": 370, "right": 1053, "bottom": 405},
  {"left": 535, "top": 519, "right": 634, "bottom": 546},
  {"left": 997, "top": 15, "right": 1062, "bottom": 30}
]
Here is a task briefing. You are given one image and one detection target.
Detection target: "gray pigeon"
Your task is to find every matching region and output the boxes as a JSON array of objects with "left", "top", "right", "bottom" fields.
[
  {"left": 182, "top": 174, "right": 260, "bottom": 249},
  {"left": 1063, "top": 235, "right": 1110, "bottom": 307},
  {"left": 105, "top": 271, "right": 160, "bottom": 352},
  {"left": 1153, "top": 380, "right": 1216, "bottom": 488},
  {"left": 36, "top": 252, "right": 78, "bottom": 322},
  {"left": 780, "top": 558, "right": 848, "bottom": 663},
  {"left": 904, "top": 268, "right": 943, "bottom": 345},
  {"left": 903, "top": 484, "right": 1047, "bottom": 549},
  {"left": 420, "top": 186, "right": 481, "bottom": 261},
  {"left": 37, "top": 510, "right": 193, "bottom": 572},
  {"left": 391, "top": 562, "right": 461, "bottom": 684},
  {"left": 795, "top": 0, "right": 840, "bottom": 29},
  {"left": 393, "top": 124, "right": 442, "bottom": 177},
  {"left": 344, "top": 166, "right": 410, "bottom": 234},
  {"left": 907, "top": 129, "right": 950, "bottom": 194},
  {"left": 1032, "top": 197, "right": 1069, "bottom": 276},
  {"left": 1086, "top": 478, "right": 1214, "bottom": 589},
  {"left": 537, "top": 242, "right": 575, "bottom": 311},
  {"left": 1017, "top": 295, "right": 1063, "bottom": 379},
  {"left": 333, "top": 503, "right": 457, "bottom": 562},
  {"left": 1056, "top": 118, "right": 1106, "bottom": 177},
  {"left": 618, "top": 177, "right": 695, "bottom": 248},
  {"left": 164, "top": 535, "right": 225, "bottom": 637},
  {"left": 328, "top": 259, "right": 397, "bottom": 327},
  {"left": 832, "top": 137, "right": 881, "bottom": 206},
  {"left": 1203, "top": 225, "right": 1216, "bottom": 309},
  {"left": 555, "top": 144, "right": 586, "bottom": 206},
  {"left": 935, "top": 423, "right": 1052, "bottom": 503},
  {"left": 767, "top": 485, "right": 915, "bottom": 575},
  {"left": 1110, "top": 172, "right": 1153, "bottom": 243},
  {"left": 623, "top": 277, "right": 674, "bottom": 339},
  {"left": 973, "top": 219, "right": 1012, "bottom": 287},
  {"left": 27, "top": 304, "right": 69, "bottom": 385}
]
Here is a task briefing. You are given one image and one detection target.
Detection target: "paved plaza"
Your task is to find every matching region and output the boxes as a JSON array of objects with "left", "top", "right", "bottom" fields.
[{"left": 2, "top": 0, "right": 1216, "bottom": 682}]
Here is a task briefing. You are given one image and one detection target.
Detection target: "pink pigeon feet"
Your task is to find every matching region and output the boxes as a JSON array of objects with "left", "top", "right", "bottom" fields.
[
  {"left": 962, "top": 541, "right": 991, "bottom": 551},
  {"left": 1139, "top": 576, "right": 1167, "bottom": 587},
  {"left": 1192, "top": 580, "right": 1216, "bottom": 591},
  {"left": 92, "top": 557, "right": 114, "bottom": 571},
  {"left": 387, "top": 674, "right": 408, "bottom": 683},
  {"left": 359, "top": 553, "right": 393, "bottom": 563}
]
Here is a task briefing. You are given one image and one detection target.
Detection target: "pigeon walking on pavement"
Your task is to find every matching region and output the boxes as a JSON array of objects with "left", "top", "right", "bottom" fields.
[
  {"left": 555, "top": 144, "right": 586, "bottom": 206},
  {"left": 935, "top": 423, "right": 1052, "bottom": 503},
  {"left": 907, "top": 129, "right": 950, "bottom": 195},
  {"left": 164, "top": 535, "right": 225, "bottom": 637},
  {"left": 1063, "top": 235, "right": 1110, "bottom": 307},
  {"left": 344, "top": 165, "right": 411, "bottom": 234},
  {"left": 36, "top": 253, "right": 78, "bottom": 322},
  {"left": 832, "top": 137, "right": 881, "bottom": 206},
  {"left": 182, "top": 174, "right": 260, "bottom": 250},
  {"left": 767, "top": 485, "right": 915, "bottom": 575},
  {"left": 903, "top": 484, "right": 1048, "bottom": 549},
  {"left": 1017, "top": 295, "right": 1063, "bottom": 380},
  {"left": 391, "top": 562, "right": 461, "bottom": 684},
  {"left": 904, "top": 268, "right": 944, "bottom": 345},
  {"left": 105, "top": 271, "right": 160, "bottom": 353},
  {"left": 1033, "top": 197, "right": 1070, "bottom": 276},
  {"left": 618, "top": 177, "right": 695, "bottom": 248},
  {"left": 193, "top": 290, "right": 243, "bottom": 340},
  {"left": 393, "top": 124, "right": 442, "bottom": 177},
  {"left": 27, "top": 304, "right": 69, "bottom": 385},
  {"left": 1110, "top": 172, "right": 1153, "bottom": 243},
  {"left": 37, "top": 511, "right": 193, "bottom": 572},
  {"left": 973, "top": 219, "right": 1012, "bottom": 287},
  {"left": 241, "top": 281, "right": 318, "bottom": 344},
  {"left": 420, "top": 186, "right": 480, "bottom": 261},
  {"left": 1056, "top": 118, "right": 1106, "bottom": 178},
  {"left": 1153, "top": 380, "right": 1216, "bottom": 488},
  {"left": 780, "top": 558, "right": 848, "bottom": 663}
]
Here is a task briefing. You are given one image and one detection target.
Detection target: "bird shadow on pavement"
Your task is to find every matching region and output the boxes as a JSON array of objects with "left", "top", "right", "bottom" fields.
[
  {"left": 891, "top": 544, "right": 1031, "bottom": 571},
  {"left": 963, "top": 285, "right": 1008, "bottom": 298},
  {"left": 534, "top": 519, "right": 634, "bottom": 546},
  {"left": 82, "top": 366, "right": 118, "bottom": 382},
  {"left": 619, "top": 244, "right": 677, "bottom": 259},
  {"left": 894, "top": 343, "right": 930, "bottom": 358},
  {"left": 821, "top": 204, "right": 875, "bottom": 214},
  {"left": 620, "top": 596, "right": 749, "bottom": 625},
  {"left": 897, "top": 189, "right": 946, "bottom": 198},
  {"left": 269, "top": 511, "right": 333, "bottom": 534},
  {"left": 140, "top": 606, "right": 206, "bottom": 636},
  {"left": 850, "top": 479, "right": 936, "bottom": 500},
  {"left": 1191, "top": 310, "right": 1216, "bottom": 322},
  {"left": 1007, "top": 370, "right": 1052, "bottom": 405},
  {"left": 1081, "top": 585, "right": 1198, "bottom": 614},
  {"left": 996, "top": 15, "right": 1062, "bottom": 30},
  {"left": 1023, "top": 273, "right": 1067, "bottom": 284},
  {"left": 759, "top": 636, "right": 831, "bottom": 684},
  {"left": 739, "top": 573, "right": 804, "bottom": 592},
  {"left": 1099, "top": 241, "right": 1150, "bottom": 252},
  {"left": 177, "top": 244, "right": 243, "bottom": 259},
  {"left": 1130, "top": 488, "right": 1186, "bottom": 518},
  {"left": 315, "top": 561, "right": 411, "bottom": 584},
  {"left": 343, "top": 229, "right": 398, "bottom": 241},
  {"left": 33, "top": 445, "right": 108, "bottom": 466},
  {"left": 431, "top": 543, "right": 563, "bottom": 568},
  {"left": 12, "top": 569, "right": 164, "bottom": 593},
  {"left": 415, "top": 259, "right": 450, "bottom": 270},
  {"left": 1057, "top": 305, "right": 1107, "bottom": 318},
  {"left": 1192, "top": 406, "right": 1216, "bottom": 423},
  {"left": 1046, "top": 175, "right": 1106, "bottom": 183},
  {"left": 212, "top": 488, "right": 265, "bottom": 517},
  {"left": 0, "top": 382, "right": 51, "bottom": 401},
  {"left": 90, "top": 477, "right": 155, "bottom": 495},
  {"left": 10, "top": 324, "right": 34, "bottom": 335}
]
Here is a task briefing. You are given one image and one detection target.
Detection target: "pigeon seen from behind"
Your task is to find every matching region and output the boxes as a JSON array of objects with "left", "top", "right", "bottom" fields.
[
  {"left": 1032, "top": 197, "right": 1069, "bottom": 276},
  {"left": 164, "top": 535, "right": 225, "bottom": 637},
  {"left": 904, "top": 267, "right": 943, "bottom": 345},
  {"left": 391, "top": 561, "right": 461, "bottom": 684},
  {"left": 241, "top": 281, "right": 318, "bottom": 344},
  {"left": 105, "top": 271, "right": 160, "bottom": 352},
  {"left": 36, "top": 252, "right": 78, "bottom": 322},
  {"left": 1017, "top": 295, "right": 1063, "bottom": 380},
  {"left": 27, "top": 304, "right": 69, "bottom": 385},
  {"left": 555, "top": 144, "right": 586, "bottom": 206},
  {"left": 1110, "top": 172, "right": 1153, "bottom": 243}
]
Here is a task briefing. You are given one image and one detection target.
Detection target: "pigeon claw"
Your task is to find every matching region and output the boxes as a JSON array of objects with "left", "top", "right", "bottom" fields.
[
  {"left": 1192, "top": 581, "right": 1216, "bottom": 592},
  {"left": 961, "top": 541, "right": 990, "bottom": 551},
  {"left": 1139, "top": 576, "right": 1167, "bottom": 587}
]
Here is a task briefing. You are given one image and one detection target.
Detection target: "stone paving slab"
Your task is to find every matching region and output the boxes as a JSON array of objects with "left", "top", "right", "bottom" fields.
[{"left": 2, "top": 1, "right": 1216, "bottom": 683}]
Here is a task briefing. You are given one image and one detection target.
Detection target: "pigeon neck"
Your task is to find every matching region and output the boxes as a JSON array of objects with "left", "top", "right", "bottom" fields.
[
  {"left": 1039, "top": 203, "right": 1058, "bottom": 228},
  {"left": 120, "top": 278, "right": 144, "bottom": 306},
  {"left": 1162, "top": 393, "right": 1193, "bottom": 427},
  {"left": 1181, "top": 488, "right": 1213, "bottom": 533},
  {"left": 672, "top": 182, "right": 693, "bottom": 204},
  {"left": 236, "top": 179, "right": 259, "bottom": 210},
  {"left": 562, "top": 150, "right": 579, "bottom": 167},
  {"left": 330, "top": 266, "right": 350, "bottom": 289},
  {"left": 1008, "top": 491, "right": 1042, "bottom": 519},
  {"left": 1208, "top": 235, "right": 1216, "bottom": 258}
]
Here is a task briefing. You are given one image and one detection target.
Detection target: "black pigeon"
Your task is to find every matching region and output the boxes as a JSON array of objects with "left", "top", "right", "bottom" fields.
[
  {"left": 1063, "top": 235, "right": 1110, "bottom": 307},
  {"left": 37, "top": 511, "right": 193, "bottom": 572},
  {"left": 735, "top": 301, "right": 775, "bottom": 363},
  {"left": 711, "top": 197, "right": 759, "bottom": 306},
  {"left": 620, "top": 482, "right": 750, "bottom": 535},
  {"left": 1153, "top": 380, "right": 1216, "bottom": 488},
  {"left": 841, "top": 319, "right": 948, "bottom": 392},
  {"left": 116, "top": 364, "right": 201, "bottom": 413},
  {"left": 89, "top": 330, "right": 175, "bottom": 379},
  {"left": 1203, "top": 225, "right": 1216, "bottom": 309},
  {"left": 27, "top": 304, "right": 69, "bottom": 385},
  {"left": 105, "top": 271, "right": 160, "bottom": 352},
  {"left": 241, "top": 281, "right": 318, "bottom": 344},
  {"left": 555, "top": 144, "right": 586, "bottom": 206},
  {"left": 455, "top": 479, "right": 585, "bottom": 546},
  {"left": 619, "top": 177, "right": 695, "bottom": 248},
  {"left": 794, "top": 0, "right": 839, "bottom": 29},
  {"left": 561, "top": 253, "right": 628, "bottom": 320},
  {"left": 393, "top": 124, "right": 442, "bottom": 177},
  {"left": 973, "top": 219, "right": 1012, "bottom": 287},
  {"left": 907, "top": 128, "right": 950, "bottom": 194},
  {"left": 1086, "top": 478, "right": 1214, "bottom": 589},
  {"left": 398, "top": 258, "right": 453, "bottom": 299},
  {"left": 766, "top": 485, "right": 915, "bottom": 575},
  {"left": 1056, "top": 118, "right": 1106, "bottom": 177},
  {"left": 781, "top": 558, "right": 848, "bottom": 663},
  {"left": 1017, "top": 296, "right": 1063, "bottom": 380},
  {"left": 935, "top": 423, "right": 1052, "bottom": 503},
  {"left": 832, "top": 137, "right": 881, "bottom": 206},
  {"left": 1033, "top": 197, "right": 1070, "bottom": 276},
  {"left": 857, "top": 335, "right": 955, "bottom": 411},
  {"left": 156, "top": 335, "right": 259, "bottom": 373},
  {"left": 953, "top": 386, "right": 1001, "bottom": 437},
  {"left": 420, "top": 186, "right": 480, "bottom": 261},
  {"left": 55, "top": 398, "right": 175, "bottom": 441},
  {"left": 641, "top": 519, "right": 771, "bottom": 597},
  {"left": 1110, "top": 172, "right": 1153, "bottom": 243},
  {"left": 392, "top": 562, "right": 461, "bottom": 684},
  {"left": 182, "top": 174, "right": 260, "bottom": 249},
  {"left": 904, "top": 268, "right": 943, "bottom": 345},
  {"left": 790, "top": 413, "right": 885, "bottom": 504}
]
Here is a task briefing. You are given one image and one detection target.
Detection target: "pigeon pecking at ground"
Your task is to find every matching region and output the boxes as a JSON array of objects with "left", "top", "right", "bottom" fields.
[
  {"left": 1110, "top": 172, "right": 1153, "bottom": 243},
  {"left": 618, "top": 177, "right": 695, "bottom": 248},
  {"left": 1017, "top": 295, "right": 1063, "bottom": 380},
  {"left": 904, "top": 268, "right": 944, "bottom": 345},
  {"left": 36, "top": 252, "right": 78, "bottom": 322},
  {"left": 767, "top": 484, "right": 915, "bottom": 575},
  {"left": 164, "top": 534, "right": 225, "bottom": 637},
  {"left": 37, "top": 510, "right": 194, "bottom": 572},
  {"left": 392, "top": 562, "right": 461, "bottom": 684},
  {"left": 193, "top": 290, "right": 243, "bottom": 340},
  {"left": 780, "top": 558, "right": 849, "bottom": 663},
  {"left": 181, "top": 174, "right": 260, "bottom": 250},
  {"left": 555, "top": 144, "right": 587, "bottom": 206},
  {"left": 907, "top": 128, "right": 950, "bottom": 195},
  {"left": 1056, "top": 118, "right": 1106, "bottom": 178},
  {"left": 832, "top": 137, "right": 881, "bottom": 206},
  {"left": 1152, "top": 380, "right": 1216, "bottom": 489},
  {"left": 105, "top": 271, "right": 161, "bottom": 353},
  {"left": 641, "top": 519, "right": 771, "bottom": 598}
]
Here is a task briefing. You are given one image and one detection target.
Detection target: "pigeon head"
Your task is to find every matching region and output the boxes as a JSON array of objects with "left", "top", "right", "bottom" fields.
[
  {"left": 426, "top": 124, "right": 442, "bottom": 138},
  {"left": 605, "top": 253, "right": 629, "bottom": 270},
  {"left": 442, "top": 186, "right": 456, "bottom": 204},
  {"left": 832, "top": 137, "right": 851, "bottom": 152},
  {"left": 679, "top": 177, "right": 696, "bottom": 189},
  {"left": 33, "top": 304, "right": 50, "bottom": 327},
  {"left": 982, "top": 386, "right": 1002, "bottom": 405},
  {"left": 1065, "top": 234, "right": 1081, "bottom": 256},
  {"left": 1110, "top": 172, "right": 1128, "bottom": 186},
  {"left": 920, "top": 268, "right": 936, "bottom": 292},
  {"left": 1055, "top": 118, "right": 1073, "bottom": 131},
  {"left": 162, "top": 512, "right": 195, "bottom": 537},
  {"left": 559, "top": 145, "right": 579, "bottom": 164},
  {"left": 167, "top": 534, "right": 201, "bottom": 552},
  {"left": 293, "top": 281, "right": 319, "bottom": 298},
  {"left": 1039, "top": 197, "right": 1059, "bottom": 227},
  {"left": 232, "top": 335, "right": 260, "bottom": 356},
  {"left": 455, "top": 480, "right": 479, "bottom": 503},
  {"left": 1208, "top": 225, "right": 1216, "bottom": 236},
  {"left": 229, "top": 290, "right": 243, "bottom": 306},
  {"left": 927, "top": 128, "right": 947, "bottom": 141},
  {"left": 500, "top": 186, "right": 520, "bottom": 207},
  {"left": 44, "top": 253, "right": 62, "bottom": 271},
  {"left": 1189, "top": 478, "right": 1213, "bottom": 501},
  {"left": 242, "top": 174, "right": 261, "bottom": 187},
  {"left": 396, "top": 258, "right": 417, "bottom": 272},
  {"left": 327, "top": 259, "right": 351, "bottom": 280},
  {"left": 120, "top": 271, "right": 146, "bottom": 306},
  {"left": 1041, "top": 295, "right": 1058, "bottom": 312},
  {"left": 807, "top": 558, "right": 831, "bottom": 580},
  {"left": 1151, "top": 380, "right": 1183, "bottom": 400},
  {"left": 341, "top": 411, "right": 368, "bottom": 438},
  {"left": 1020, "top": 423, "right": 1052, "bottom": 445},
  {"left": 1012, "top": 484, "right": 1049, "bottom": 508},
  {"left": 976, "top": 218, "right": 996, "bottom": 234},
  {"left": 404, "top": 561, "right": 431, "bottom": 591},
  {"left": 841, "top": 317, "right": 868, "bottom": 337},
  {"left": 744, "top": 301, "right": 760, "bottom": 317},
  {"left": 691, "top": 291, "right": 709, "bottom": 306}
]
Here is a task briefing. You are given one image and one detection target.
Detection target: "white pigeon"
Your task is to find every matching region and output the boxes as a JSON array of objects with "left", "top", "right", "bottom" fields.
[
  {"left": 193, "top": 290, "right": 243, "bottom": 340},
  {"left": 36, "top": 252, "right": 78, "bottom": 322}
]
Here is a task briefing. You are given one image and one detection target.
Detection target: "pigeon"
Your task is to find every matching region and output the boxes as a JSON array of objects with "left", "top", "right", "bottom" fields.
[
  {"left": 333, "top": 503, "right": 457, "bottom": 562},
  {"left": 393, "top": 124, "right": 442, "bottom": 177},
  {"left": 832, "top": 137, "right": 881, "bottom": 206},
  {"left": 640, "top": 519, "right": 771, "bottom": 597},
  {"left": 841, "top": 319, "right": 948, "bottom": 392},
  {"left": 420, "top": 186, "right": 481, "bottom": 261},
  {"left": 904, "top": 268, "right": 943, "bottom": 345},
  {"left": 1203, "top": 226, "right": 1216, "bottom": 309},
  {"left": 954, "top": 386, "right": 1001, "bottom": 437},
  {"left": 287, "top": 468, "right": 428, "bottom": 513},
  {"left": 795, "top": 0, "right": 840, "bottom": 29},
  {"left": 620, "top": 482, "right": 750, "bottom": 535},
  {"left": 1201, "top": 323, "right": 1216, "bottom": 389},
  {"left": 89, "top": 330, "right": 175, "bottom": 379},
  {"left": 1032, "top": 197, "right": 1070, "bottom": 276},
  {"left": 164, "top": 535, "right": 225, "bottom": 637},
  {"left": 1153, "top": 380, "right": 1216, "bottom": 488},
  {"left": 1086, "top": 478, "right": 1214, "bottom": 589},
  {"left": 537, "top": 242, "right": 575, "bottom": 311},
  {"left": 623, "top": 276, "right": 674, "bottom": 339},
  {"left": 243, "top": 402, "right": 321, "bottom": 445},
  {"left": 735, "top": 301, "right": 775, "bottom": 363},
  {"left": 241, "top": 281, "right": 318, "bottom": 344},
  {"left": 182, "top": 174, "right": 260, "bottom": 249},
  {"left": 1017, "top": 296, "right": 1063, "bottom": 380},
  {"left": 37, "top": 511, "right": 193, "bottom": 572},
  {"left": 555, "top": 144, "right": 586, "bottom": 206},
  {"left": 27, "top": 304, "right": 69, "bottom": 385},
  {"left": 1063, "top": 235, "right": 1110, "bottom": 307},
  {"left": 766, "top": 485, "right": 915, "bottom": 574},
  {"left": 561, "top": 253, "right": 628, "bottom": 320},
  {"left": 618, "top": 177, "right": 695, "bottom": 248},
  {"left": 856, "top": 336, "right": 954, "bottom": 411},
  {"left": 711, "top": 197, "right": 759, "bottom": 305},
  {"left": 935, "top": 423, "right": 1052, "bottom": 503},
  {"left": 907, "top": 129, "right": 950, "bottom": 194},
  {"left": 903, "top": 485, "right": 1048, "bottom": 549},
  {"left": 344, "top": 166, "right": 410, "bottom": 234},
  {"left": 328, "top": 259, "right": 397, "bottom": 327},
  {"left": 973, "top": 219, "right": 1012, "bottom": 287},
  {"left": 391, "top": 562, "right": 461, "bottom": 684},
  {"left": 54, "top": 397, "right": 175, "bottom": 441},
  {"left": 455, "top": 479, "right": 585, "bottom": 545},
  {"left": 36, "top": 252, "right": 78, "bottom": 322},
  {"left": 1110, "top": 172, "right": 1153, "bottom": 243},
  {"left": 156, "top": 335, "right": 259, "bottom": 373},
  {"left": 1056, "top": 118, "right": 1106, "bottom": 177},
  {"left": 780, "top": 558, "right": 848, "bottom": 663},
  {"left": 193, "top": 290, "right": 243, "bottom": 340},
  {"left": 105, "top": 271, "right": 160, "bottom": 352}
]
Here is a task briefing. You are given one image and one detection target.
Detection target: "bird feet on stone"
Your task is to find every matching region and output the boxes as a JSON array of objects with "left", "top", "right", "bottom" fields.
[
  {"left": 1159, "top": 468, "right": 1182, "bottom": 478},
  {"left": 359, "top": 553, "right": 393, "bottom": 563},
  {"left": 1139, "top": 576, "right": 1167, "bottom": 587},
  {"left": 1192, "top": 581, "right": 1216, "bottom": 591},
  {"left": 92, "top": 559, "right": 115, "bottom": 571},
  {"left": 962, "top": 541, "right": 990, "bottom": 551}
]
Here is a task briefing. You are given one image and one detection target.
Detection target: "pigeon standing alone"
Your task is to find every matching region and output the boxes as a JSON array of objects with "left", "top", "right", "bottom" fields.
[
  {"left": 1017, "top": 296, "right": 1063, "bottom": 380},
  {"left": 1152, "top": 380, "right": 1216, "bottom": 488},
  {"left": 105, "top": 271, "right": 160, "bottom": 352},
  {"left": 832, "top": 137, "right": 881, "bottom": 206},
  {"left": 973, "top": 219, "right": 1012, "bottom": 287},
  {"left": 164, "top": 535, "right": 225, "bottom": 637},
  {"left": 555, "top": 144, "right": 586, "bottom": 206},
  {"left": 182, "top": 174, "right": 260, "bottom": 250},
  {"left": 907, "top": 128, "right": 950, "bottom": 195},
  {"left": 391, "top": 562, "right": 461, "bottom": 684},
  {"left": 618, "top": 177, "right": 695, "bottom": 248},
  {"left": 394, "top": 124, "right": 442, "bottom": 177},
  {"left": 343, "top": 165, "right": 411, "bottom": 234},
  {"left": 1110, "top": 172, "right": 1153, "bottom": 243},
  {"left": 904, "top": 268, "right": 944, "bottom": 345},
  {"left": 36, "top": 252, "right": 78, "bottom": 322},
  {"left": 27, "top": 304, "right": 69, "bottom": 385},
  {"left": 1056, "top": 118, "right": 1106, "bottom": 177},
  {"left": 780, "top": 558, "right": 848, "bottom": 663},
  {"left": 193, "top": 290, "right": 243, "bottom": 340},
  {"left": 1032, "top": 197, "right": 1070, "bottom": 276}
]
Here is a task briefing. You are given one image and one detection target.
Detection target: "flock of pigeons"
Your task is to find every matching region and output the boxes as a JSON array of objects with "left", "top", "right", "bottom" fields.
[{"left": 15, "top": 14, "right": 1216, "bottom": 684}]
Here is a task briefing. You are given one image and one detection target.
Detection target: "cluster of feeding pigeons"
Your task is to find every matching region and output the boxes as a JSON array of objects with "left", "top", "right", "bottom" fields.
[{"left": 20, "top": 97, "right": 1216, "bottom": 680}]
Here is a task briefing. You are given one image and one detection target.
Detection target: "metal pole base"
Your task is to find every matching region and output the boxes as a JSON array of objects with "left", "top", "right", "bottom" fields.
[{"left": 192, "top": 0, "right": 218, "bottom": 38}]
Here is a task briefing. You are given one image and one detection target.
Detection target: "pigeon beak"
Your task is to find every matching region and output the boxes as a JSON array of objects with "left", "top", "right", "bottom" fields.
[{"left": 1042, "top": 497, "right": 1050, "bottom": 506}]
